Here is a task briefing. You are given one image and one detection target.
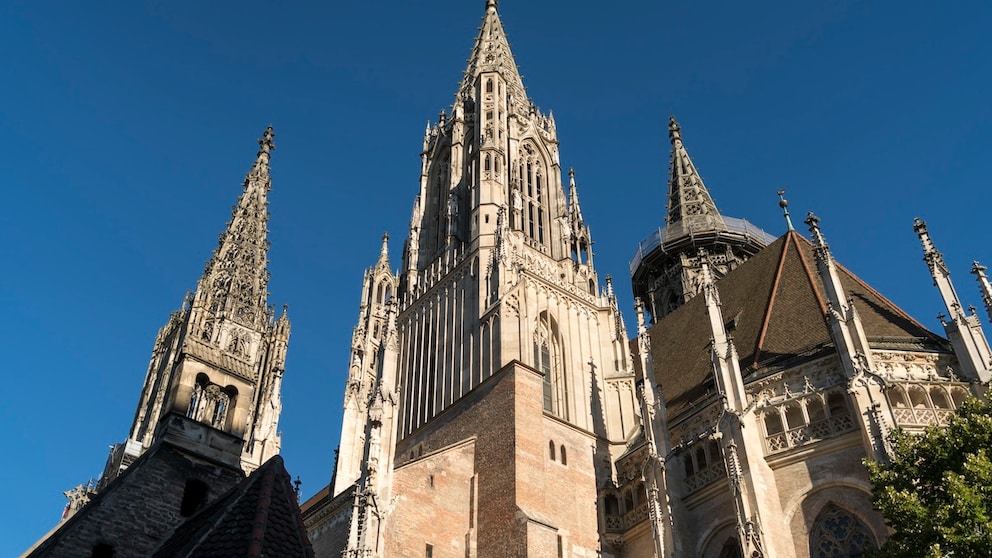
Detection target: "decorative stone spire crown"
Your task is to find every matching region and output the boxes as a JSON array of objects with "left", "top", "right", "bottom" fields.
[
  {"left": 194, "top": 127, "right": 275, "bottom": 330},
  {"left": 666, "top": 116, "right": 723, "bottom": 227},
  {"left": 458, "top": 0, "right": 526, "bottom": 102}
]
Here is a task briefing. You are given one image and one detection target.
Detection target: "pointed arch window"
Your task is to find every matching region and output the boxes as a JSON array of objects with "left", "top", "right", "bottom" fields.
[
  {"left": 187, "top": 374, "right": 236, "bottom": 430},
  {"left": 534, "top": 313, "right": 567, "bottom": 419},
  {"left": 518, "top": 146, "right": 550, "bottom": 249},
  {"left": 809, "top": 504, "right": 877, "bottom": 557}
]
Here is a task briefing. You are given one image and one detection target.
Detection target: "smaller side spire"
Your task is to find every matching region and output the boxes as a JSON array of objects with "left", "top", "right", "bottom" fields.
[
  {"left": 972, "top": 262, "right": 992, "bottom": 324},
  {"left": 376, "top": 232, "right": 391, "bottom": 270},
  {"left": 568, "top": 168, "right": 583, "bottom": 222},
  {"left": 666, "top": 117, "right": 723, "bottom": 227},
  {"left": 566, "top": 168, "right": 594, "bottom": 268}
]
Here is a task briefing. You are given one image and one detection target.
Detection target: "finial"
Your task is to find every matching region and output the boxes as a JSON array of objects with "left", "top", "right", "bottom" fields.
[
  {"left": 569, "top": 167, "right": 575, "bottom": 180},
  {"left": 668, "top": 116, "right": 681, "bottom": 143},
  {"left": 258, "top": 126, "right": 275, "bottom": 155},
  {"left": 486, "top": 0, "right": 498, "bottom": 13},
  {"left": 380, "top": 232, "right": 390, "bottom": 259},
  {"left": 777, "top": 189, "right": 795, "bottom": 231},
  {"left": 804, "top": 211, "right": 821, "bottom": 233},
  {"left": 281, "top": 303, "right": 289, "bottom": 318},
  {"left": 913, "top": 216, "right": 927, "bottom": 235}
]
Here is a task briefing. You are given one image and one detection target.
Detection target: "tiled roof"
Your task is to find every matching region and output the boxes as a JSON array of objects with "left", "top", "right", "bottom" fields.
[
  {"left": 153, "top": 455, "right": 314, "bottom": 558},
  {"left": 647, "top": 231, "right": 946, "bottom": 418}
]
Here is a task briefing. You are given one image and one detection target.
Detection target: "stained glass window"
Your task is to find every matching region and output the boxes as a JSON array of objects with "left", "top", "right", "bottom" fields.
[{"left": 809, "top": 504, "right": 877, "bottom": 558}]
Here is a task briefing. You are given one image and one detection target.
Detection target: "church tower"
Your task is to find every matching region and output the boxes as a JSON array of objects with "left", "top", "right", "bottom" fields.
[
  {"left": 101, "top": 127, "right": 291, "bottom": 486},
  {"left": 312, "top": 3, "right": 640, "bottom": 556},
  {"left": 391, "top": 0, "right": 634, "bottom": 441}
]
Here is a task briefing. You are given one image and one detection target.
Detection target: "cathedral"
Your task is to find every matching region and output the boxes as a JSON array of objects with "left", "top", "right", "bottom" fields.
[{"left": 22, "top": 1, "right": 991, "bottom": 557}]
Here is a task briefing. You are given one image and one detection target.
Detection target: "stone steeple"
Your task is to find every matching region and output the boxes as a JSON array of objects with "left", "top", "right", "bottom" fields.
[
  {"left": 631, "top": 118, "right": 775, "bottom": 323},
  {"left": 914, "top": 218, "right": 991, "bottom": 383},
  {"left": 100, "top": 127, "right": 290, "bottom": 487},
  {"left": 191, "top": 126, "right": 276, "bottom": 332},
  {"left": 319, "top": 5, "right": 642, "bottom": 554},
  {"left": 457, "top": 0, "right": 526, "bottom": 105},
  {"left": 666, "top": 117, "right": 723, "bottom": 232}
]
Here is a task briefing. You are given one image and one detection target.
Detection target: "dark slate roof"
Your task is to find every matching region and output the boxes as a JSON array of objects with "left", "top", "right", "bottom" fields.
[
  {"left": 153, "top": 455, "right": 314, "bottom": 558},
  {"left": 647, "top": 231, "right": 946, "bottom": 418}
]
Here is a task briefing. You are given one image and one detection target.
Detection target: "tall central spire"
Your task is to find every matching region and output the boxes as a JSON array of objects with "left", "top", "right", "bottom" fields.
[{"left": 458, "top": 0, "right": 526, "bottom": 102}]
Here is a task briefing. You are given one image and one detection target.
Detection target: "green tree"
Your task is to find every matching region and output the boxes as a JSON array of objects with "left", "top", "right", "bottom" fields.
[{"left": 866, "top": 397, "right": 992, "bottom": 557}]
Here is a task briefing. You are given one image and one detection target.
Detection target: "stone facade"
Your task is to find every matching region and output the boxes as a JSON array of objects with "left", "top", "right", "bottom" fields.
[{"left": 304, "top": 3, "right": 991, "bottom": 558}]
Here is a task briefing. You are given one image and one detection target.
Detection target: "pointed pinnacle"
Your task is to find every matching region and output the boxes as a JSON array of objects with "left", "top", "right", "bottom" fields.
[
  {"left": 258, "top": 126, "right": 275, "bottom": 154},
  {"left": 668, "top": 116, "right": 681, "bottom": 143},
  {"left": 379, "top": 232, "right": 390, "bottom": 262}
]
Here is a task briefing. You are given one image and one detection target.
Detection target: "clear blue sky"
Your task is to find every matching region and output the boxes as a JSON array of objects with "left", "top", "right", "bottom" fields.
[{"left": 2, "top": 0, "right": 990, "bottom": 553}]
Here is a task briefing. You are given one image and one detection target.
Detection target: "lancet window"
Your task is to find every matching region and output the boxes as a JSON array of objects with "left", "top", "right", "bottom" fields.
[
  {"left": 518, "top": 145, "right": 548, "bottom": 249},
  {"left": 534, "top": 313, "right": 567, "bottom": 419},
  {"left": 809, "top": 504, "right": 877, "bottom": 557},
  {"left": 187, "top": 374, "right": 237, "bottom": 430}
]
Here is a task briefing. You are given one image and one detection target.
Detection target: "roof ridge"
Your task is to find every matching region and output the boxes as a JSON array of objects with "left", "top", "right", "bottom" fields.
[
  {"left": 790, "top": 232, "right": 829, "bottom": 315},
  {"left": 247, "top": 461, "right": 278, "bottom": 558},
  {"left": 751, "top": 233, "right": 794, "bottom": 368}
]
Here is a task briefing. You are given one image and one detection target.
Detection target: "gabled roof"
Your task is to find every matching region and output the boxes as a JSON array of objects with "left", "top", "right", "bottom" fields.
[
  {"left": 648, "top": 231, "right": 946, "bottom": 418},
  {"left": 153, "top": 455, "right": 314, "bottom": 558}
]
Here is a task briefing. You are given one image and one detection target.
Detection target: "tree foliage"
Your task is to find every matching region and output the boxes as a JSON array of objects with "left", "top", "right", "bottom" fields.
[{"left": 866, "top": 397, "right": 992, "bottom": 557}]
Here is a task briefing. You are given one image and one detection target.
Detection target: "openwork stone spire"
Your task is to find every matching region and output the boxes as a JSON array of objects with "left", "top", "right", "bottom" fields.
[
  {"left": 196, "top": 127, "right": 275, "bottom": 330},
  {"left": 666, "top": 116, "right": 723, "bottom": 227},
  {"left": 458, "top": 0, "right": 526, "bottom": 102}
]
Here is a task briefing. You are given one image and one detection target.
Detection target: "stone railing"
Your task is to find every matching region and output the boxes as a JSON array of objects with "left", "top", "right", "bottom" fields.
[
  {"left": 892, "top": 407, "right": 954, "bottom": 427},
  {"left": 765, "top": 414, "right": 856, "bottom": 454},
  {"left": 604, "top": 514, "right": 624, "bottom": 532},
  {"left": 622, "top": 503, "right": 649, "bottom": 529},
  {"left": 685, "top": 461, "right": 726, "bottom": 493}
]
